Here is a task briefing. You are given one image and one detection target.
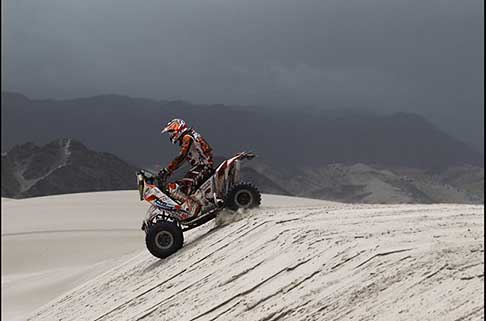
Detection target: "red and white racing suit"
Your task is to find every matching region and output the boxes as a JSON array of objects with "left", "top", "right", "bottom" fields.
[{"left": 167, "top": 129, "right": 214, "bottom": 198}]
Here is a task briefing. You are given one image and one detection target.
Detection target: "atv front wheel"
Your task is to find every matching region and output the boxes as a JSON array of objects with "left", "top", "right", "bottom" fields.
[
  {"left": 225, "top": 183, "right": 261, "bottom": 211},
  {"left": 145, "top": 221, "right": 184, "bottom": 259}
]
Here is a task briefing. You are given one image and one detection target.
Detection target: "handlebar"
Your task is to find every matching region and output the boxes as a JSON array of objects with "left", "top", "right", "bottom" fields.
[
  {"left": 236, "top": 151, "right": 256, "bottom": 160},
  {"left": 137, "top": 169, "right": 168, "bottom": 200}
]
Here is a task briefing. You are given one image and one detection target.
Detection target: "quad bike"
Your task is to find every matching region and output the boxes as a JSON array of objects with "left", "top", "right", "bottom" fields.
[{"left": 137, "top": 152, "right": 261, "bottom": 259}]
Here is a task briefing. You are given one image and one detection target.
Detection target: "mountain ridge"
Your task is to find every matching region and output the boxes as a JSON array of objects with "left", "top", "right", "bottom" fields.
[
  {"left": 2, "top": 92, "right": 482, "bottom": 171},
  {"left": 1, "top": 138, "right": 138, "bottom": 198}
]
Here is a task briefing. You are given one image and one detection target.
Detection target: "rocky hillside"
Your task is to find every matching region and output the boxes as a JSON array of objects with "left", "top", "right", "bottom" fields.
[
  {"left": 243, "top": 161, "right": 484, "bottom": 204},
  {"left": 2, "top": 137, "right": 482, "bottom": 204},
  {"left": 1, "top": 138, "right": 137, "bottom": 198}
]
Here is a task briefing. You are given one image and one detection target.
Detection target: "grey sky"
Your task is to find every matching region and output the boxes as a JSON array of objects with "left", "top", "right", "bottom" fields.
[{"left": 2, "top": 0, "right": 483, "bottom": 150}]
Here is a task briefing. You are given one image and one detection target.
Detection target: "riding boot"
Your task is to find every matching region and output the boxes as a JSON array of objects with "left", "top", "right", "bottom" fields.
[
  {"left": 187, "top": 196, "right": 202, "bottom": 218},
  {"left": 167, "top": 182, "right": 187, "bottom": 203}
]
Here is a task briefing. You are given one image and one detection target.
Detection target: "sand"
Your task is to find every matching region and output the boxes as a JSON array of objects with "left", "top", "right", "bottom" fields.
[
  {"left": 1, "top": 191, "right": 145, "bottom": 321},
  {"left": 2, "top": 191, "right": 484, "bottom": 321}
]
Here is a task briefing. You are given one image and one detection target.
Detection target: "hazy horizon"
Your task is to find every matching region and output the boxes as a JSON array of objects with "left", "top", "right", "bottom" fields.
[{"left": 2, "top": 90, "right": 483, "bottom": 154}]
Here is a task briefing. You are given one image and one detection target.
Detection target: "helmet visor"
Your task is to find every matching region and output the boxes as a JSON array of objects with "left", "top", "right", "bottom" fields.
[
  {"left": 161, "top": 121, "right": 173, "bottom": 133},
  {"left": 167, "top": 130, "right": 178, "bottom": 143}
]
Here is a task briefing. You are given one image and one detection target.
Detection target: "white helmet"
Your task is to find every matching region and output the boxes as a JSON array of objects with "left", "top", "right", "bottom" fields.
[{"left": 161, "top": 119, "right": 188, "bottom": 144}]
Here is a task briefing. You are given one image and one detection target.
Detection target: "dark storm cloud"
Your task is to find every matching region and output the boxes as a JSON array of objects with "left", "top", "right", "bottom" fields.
[{"left": 2, "top": 0, "right": 483, "bottom": 150}]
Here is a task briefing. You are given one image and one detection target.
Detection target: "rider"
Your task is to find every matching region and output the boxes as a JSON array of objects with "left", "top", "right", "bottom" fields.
[{"left": 160, "top": 118, "right": 214, "bottom": 218}]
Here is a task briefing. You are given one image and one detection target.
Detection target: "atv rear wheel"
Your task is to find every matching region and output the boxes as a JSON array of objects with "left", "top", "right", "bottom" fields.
[
  {"left": 145, "top": 221, "right": 184, "bottom": 259},
  {"left": 225, "top": 183, "right": 261, "bottom": 211}
]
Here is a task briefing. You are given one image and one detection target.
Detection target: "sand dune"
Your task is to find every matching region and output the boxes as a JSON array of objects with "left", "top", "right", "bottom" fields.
[
  {"left": 1, "top": 191, "right": 145, "bottom": 321},
  {"left": 2, "top": 192, "right": 484, "bottom": 321}
]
